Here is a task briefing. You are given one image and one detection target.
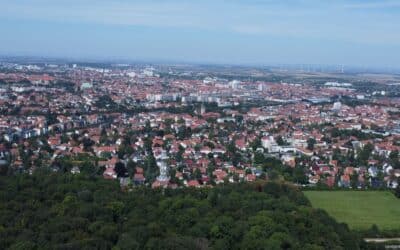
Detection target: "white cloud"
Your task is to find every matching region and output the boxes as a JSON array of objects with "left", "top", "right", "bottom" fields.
[{"left": 0, "top": 0, "right": 399, "bottom": 45}]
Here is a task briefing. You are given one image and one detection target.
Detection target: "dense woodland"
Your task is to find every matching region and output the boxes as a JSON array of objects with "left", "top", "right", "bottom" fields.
[{"left": 0, "top": 173, "right": 364, "bottom": 250}]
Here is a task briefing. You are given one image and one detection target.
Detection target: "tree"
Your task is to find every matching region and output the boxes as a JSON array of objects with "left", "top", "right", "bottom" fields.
[
  {"left": 389, "top": 150, "right": 399, "bottom": 161},
  {"left": 358, "top": 143, "right": 374, "bottom": 164},
  {"left": 194, "top": 168, "right": 202, "bottom": 180},
  {"left": 46, "top": 113, "right": 58, "bottom": 125},
  {"left": 0, "top": 174, "right": 362, "bottom": 249},
  {"left": 126, "top": 160, "right": 136, "bottom": 177},
  {"left": 82, "top": 138, "right": 95, "bottom": 151},
  {"left": 366, "top": 224, "right": 380, "bottom": 237},
  {"left": 253, "top": 152, "right": 265, "bottom": 165},
  {"left": 332, "top": 148, "right": 342, "bottom": 161},
  {"left": 395, "top": 183, "right": 400, "bottom": 198},
  {"left": 116, "top": 233, "right": 142, "bottom": 250},
  {"left": 60, "top": 134, "right": 70, "bottom": 144},
  {"left": 176, "top": 146, "right": 184, "bottom": 163},
  {"left": 115, "top": 162, "right": 128, "bottom": 178},
  {"left": 390, "top": 150, "right": 399, "bottom": 166},
  {"left": 144, "top": 154, "right": 158, "bottom": 183},
  {"left": 293, "top": 167, "right": 307, "bottom": 184},
  {"left": 250, "top": 138, "right": 261, "bottom": 151},
  {"left": 118, "top": 144, "right": 133, "bottom": 159},
  {"left": 350, "top": 172, "right": 359, "bottom": 189},
  {"left": 331, "top": 128, "right": 340, "bottom": 138},
  {"left": 307, "top": 138, "right": 316, "bottom": 151},
  {"left": 276, "top": 136, "right": 285, "bottom": 146},
  {"left": 169, "top": 169, "right": 178, "bottom": 184},
  {"left": 8, "top": 241, "right": 36, "bottom": 250},
  {"left": 226, "top": 141, "right": 236, "bottom": 154},
  {"left": 269, "top": 170, "right": 280, "bottom": 181}
]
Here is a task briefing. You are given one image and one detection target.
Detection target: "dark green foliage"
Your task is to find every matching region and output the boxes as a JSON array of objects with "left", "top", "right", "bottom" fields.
[
  {"left": 46, "top": 112, "right": 58, "bottom": 125},
  {"left": 95, "top": 95, "right": 118, "bottom": 110},
  {"left": 144, "top": 154, "right": 158, "bottom": 183},
  {"left": 253, "top": 151, "right": 265, "bottom": 165},
  {"left": 307, "top": 138, "right": 316, "bottom": 151},
  {"left": 395, "top": 185, "right": 400, "bottom": 198},
  {"left": 276, "top": 136, "right": 285, "bottom": 146},
  {"left": 250, "top": 138, "right": 261, "bottom": 151},
  {"left": 358, "top": 143, "right": 374, "bottom": 165},
  {"left": 331, "top": 128, "right": 383, "bottom": 141},
  {"left": 114, "top": 162, "right": 128, "bottom": 178},
  {"left": 0, "top": 174, "right": 360, "bottom": 249}
]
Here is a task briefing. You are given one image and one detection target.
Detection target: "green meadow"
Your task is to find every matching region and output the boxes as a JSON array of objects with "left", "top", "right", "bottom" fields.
[{"left": 304, "top": 191, "right": 400, "bottom": 230}]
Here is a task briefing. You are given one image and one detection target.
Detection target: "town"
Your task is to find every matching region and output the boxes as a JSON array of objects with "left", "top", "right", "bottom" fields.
[{"left": 1, "top": 61, "right": 399, "bottom": 192}]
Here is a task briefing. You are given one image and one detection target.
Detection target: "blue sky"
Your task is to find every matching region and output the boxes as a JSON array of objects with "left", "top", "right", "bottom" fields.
[{"left": 0, "top": 0, "right": 400, "bottom": 67}]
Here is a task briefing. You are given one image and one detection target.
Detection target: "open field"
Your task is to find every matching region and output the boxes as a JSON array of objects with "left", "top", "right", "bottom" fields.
[{"left": 304, "top": 191, "right": 400, "bottom": 230}]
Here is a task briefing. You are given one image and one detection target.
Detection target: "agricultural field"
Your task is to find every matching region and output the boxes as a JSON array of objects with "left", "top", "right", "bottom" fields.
[{"left": 304, "top": 191, "right": 400, "bottom": 230}]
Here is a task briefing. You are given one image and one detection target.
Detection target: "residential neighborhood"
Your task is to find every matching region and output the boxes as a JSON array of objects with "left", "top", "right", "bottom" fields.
[{"left": 1, "top": 62, "right": 399, "bottom": 191}]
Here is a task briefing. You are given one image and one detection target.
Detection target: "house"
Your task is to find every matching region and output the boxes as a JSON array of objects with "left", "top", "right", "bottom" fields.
[
  {"left": 370, "top": 178, "right": 383, "bottom": 188},
  {"left": 201, "top": 176, "right": 210, "bottom": 183},
  {"left": 187, "top": 180, "right": 201, "bottom": 188},
  {"left": 213, "top": 169, "right": 227, "bottom": 184},
  {"left": 329, "top": 160, "right": 338, "bottom": 168},
  {"left": 120, "top": 177, "right": 131, "bottom": 187},
  {"left": 71, "top": 146, "right": 83, "bottom": 154},
  {"left": 383, "top": 164, "right": 393, "bottom": 175},
  {"left": 235, "top": 139, "right": 247, "bottom": 151},
  {"left": 48, "top": 136, "right": 61, "bottom": 148},
  {"left": 262, "top": 136, "right": 280, "bottom": 153},
  {"left": 212, "top": 147, "right": 226, "bottom": 154},
  {"left": 281, "top": 154, "right": 296, "bottom": 168},
  {"left": 358, "top": 175, "right": 366, "bottom": 188},
  {"left": 339, "top": 175, "right": 350, "bottom": 188},
  {"left": 95, "top": 146, "right": 117, "bottom": 156},
  {"left": 344, "top": 167, "right": 355, "bottom": 176},
  {"left": 175, "top": 171, "right": 183, "bottom": 180},
  {"left": 151, "top": 179, "right": 169, "bottom": 188},
  {"left": 385, "top": 178, "right": 398, "bottom": 189},
  {"left": 246, "top": 174, "right": 256, "bottom": 182},
  {"left": 394, "top": 169, "right": 400, "bottom": 178},
  {"left": 296, "top": 147, "right": 313, "bottom": 157},
  {"left": 325, "top": 176, "right": 335, "bottom": 188},
  {"left": 133, "top": 173, "right": 145, "bottom": 185},
  {"left": 368, "top": 159, "right": 379, "bottom": 166},
  {"left": 200, "top": 146, "right": 212, "bottom": 155},
  {"left": 70, "top": 166, "right": 80, "bottom": 174},
  {"left": 103, "top": 167, "right": 117, "bottom": 179},
  {"left": 309, "top": 175, "right": 320, "bottom": 184},
  {"left": 368, "top": 166, "right": 379, "bottom": 178}
]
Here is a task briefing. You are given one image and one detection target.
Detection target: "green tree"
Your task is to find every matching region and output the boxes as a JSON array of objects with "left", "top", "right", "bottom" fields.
[
  {"left": 276, "top": 136, "right": 285, "bottom": 146},
  {"left": 253, "top": 152, "right": 265, "bottom": 165},
  {"left": 350, "top": 172, "right": 359, "bottom": 189},
  {"left": 307, "top": 138, "right": 316, "bottom": 151},
  {"left": 358, "top": 143, "right": 374, "bottom": 164}
]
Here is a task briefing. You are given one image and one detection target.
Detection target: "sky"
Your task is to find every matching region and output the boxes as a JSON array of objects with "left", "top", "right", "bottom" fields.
[{"left": 0, "top": 0, "right": 400, "bottom": 67}]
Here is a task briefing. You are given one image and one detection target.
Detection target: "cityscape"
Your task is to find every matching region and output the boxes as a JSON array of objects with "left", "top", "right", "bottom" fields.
[
  {"left": 1, "top": 0, "right": 400, "bottom": 249},
  {"left": 1, "top": 61, "right": 400, "bottom": 190}
]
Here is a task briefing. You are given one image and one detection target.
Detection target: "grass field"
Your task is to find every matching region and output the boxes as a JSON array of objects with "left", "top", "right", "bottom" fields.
[{"left": 304, "top": 191, "right": 400, "bottom": 230}]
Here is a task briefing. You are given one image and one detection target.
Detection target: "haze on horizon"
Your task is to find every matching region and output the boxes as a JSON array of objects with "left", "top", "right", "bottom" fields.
[{"left": 1, "top": 0, "right": 400, "bottom": 68}]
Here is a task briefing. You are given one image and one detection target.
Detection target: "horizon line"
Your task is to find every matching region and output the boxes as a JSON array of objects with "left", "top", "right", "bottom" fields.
[{"left": 1, "top": 54, "right": 400, "bottom": 72}]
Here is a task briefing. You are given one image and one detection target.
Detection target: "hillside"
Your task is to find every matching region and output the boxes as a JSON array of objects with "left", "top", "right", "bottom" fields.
[{"left": 0, "top": 174, "right": 360, "bottom": 249}]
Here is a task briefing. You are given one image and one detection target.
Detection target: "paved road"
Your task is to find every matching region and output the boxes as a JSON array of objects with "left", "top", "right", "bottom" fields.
[{"left": 364, "top": 238, "right": 400, "bottom": 243}]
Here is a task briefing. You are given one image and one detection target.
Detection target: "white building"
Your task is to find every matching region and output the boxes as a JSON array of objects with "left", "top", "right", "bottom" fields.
[
  {"left": 261, "top": 136, "right": 280, "bottom": 153},
  {"left": 229, "top": 80, "right": 240, "bottom": 89},
  {"left": 332, "top": 101, "right": 342, "bottom": 112}
]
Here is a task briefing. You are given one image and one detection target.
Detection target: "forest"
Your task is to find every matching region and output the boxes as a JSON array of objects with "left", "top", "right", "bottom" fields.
[{"left": 0, "top": 173, "right": 362, "bottom": 250}]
